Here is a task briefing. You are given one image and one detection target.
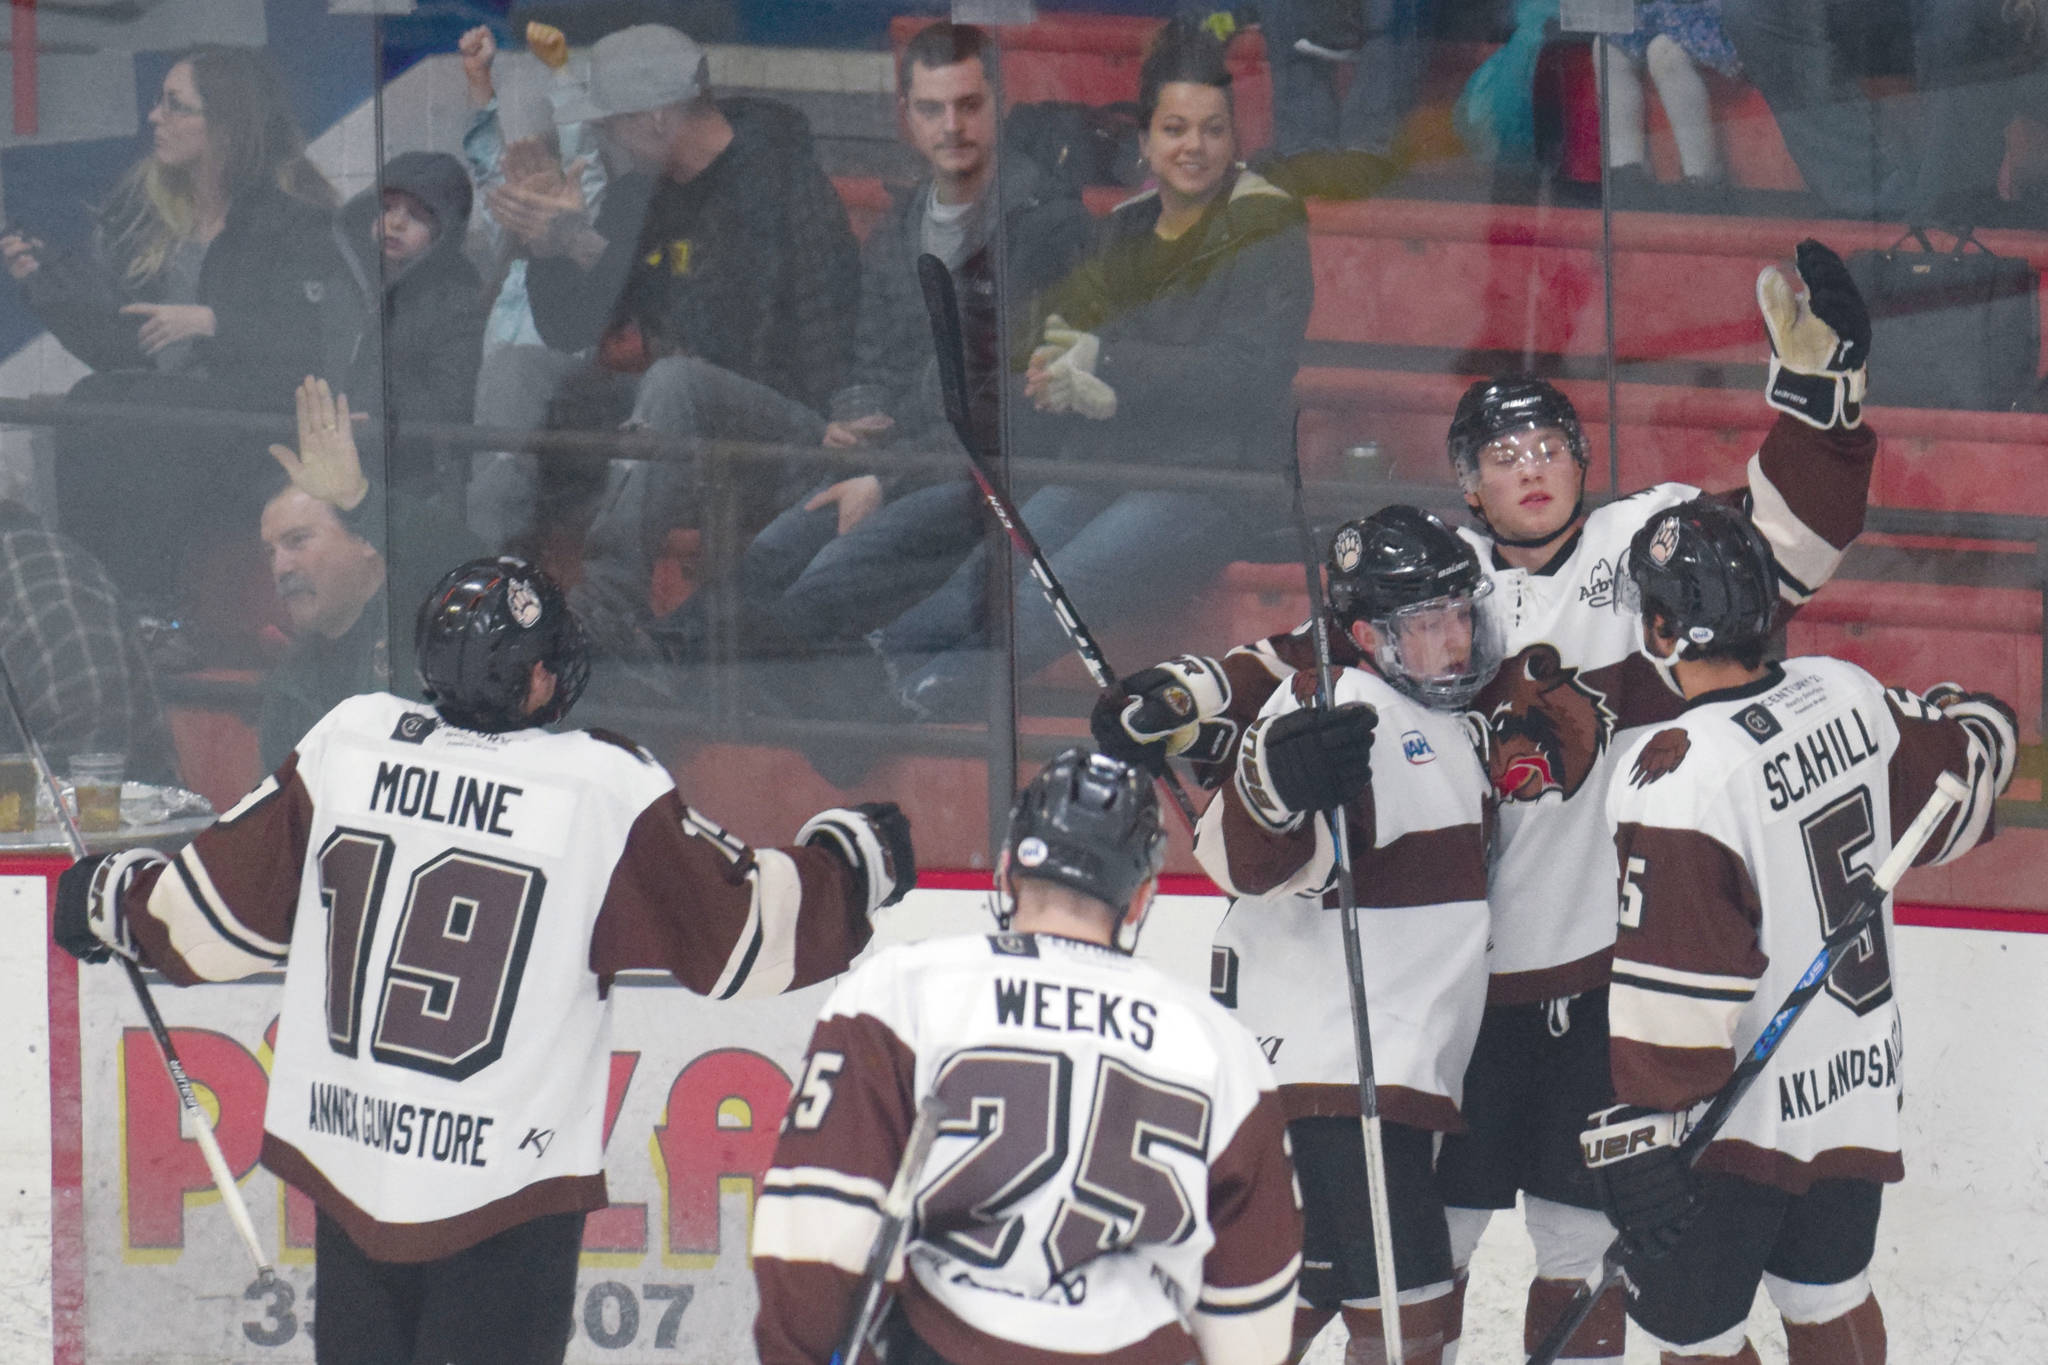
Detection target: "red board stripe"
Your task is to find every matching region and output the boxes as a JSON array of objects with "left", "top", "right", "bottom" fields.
[
  {"left": 12, "top": 0, "right": 34, "bottom": 138},
  {"left": 920, "top": 870, "right": 2048, "bottom": 935}
]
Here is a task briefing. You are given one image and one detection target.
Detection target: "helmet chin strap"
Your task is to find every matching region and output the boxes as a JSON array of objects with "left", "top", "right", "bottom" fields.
[{"left": 1641, "top": 625, "right": 1689, "bottom": 698}]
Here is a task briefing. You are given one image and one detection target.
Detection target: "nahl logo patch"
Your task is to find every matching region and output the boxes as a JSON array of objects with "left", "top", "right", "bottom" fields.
[
  {"left": 1732, "top": 703, "right": 1782, "bottom": 744},
  {"left": 391, "top": 712, "right": 438, "bottom": 745},
  {"left": 1401, "top": 729, "right": 1436, "bottom": 764}
]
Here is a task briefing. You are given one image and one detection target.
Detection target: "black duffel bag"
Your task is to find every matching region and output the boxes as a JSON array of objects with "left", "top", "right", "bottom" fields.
[{"left": 1845, "top": 227, "right": 2040, "bottom": 411}]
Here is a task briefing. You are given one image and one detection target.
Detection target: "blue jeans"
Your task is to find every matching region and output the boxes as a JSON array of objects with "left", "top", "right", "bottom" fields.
[
  {"left": 1263, "top": 0, "right": 1430, "bottom": 157},
  {"left": 878, "top": 484, "right": 1243, "bottom": 718},
  {"left": 742, "top": 477, "right": 986, "bottom": 648}
]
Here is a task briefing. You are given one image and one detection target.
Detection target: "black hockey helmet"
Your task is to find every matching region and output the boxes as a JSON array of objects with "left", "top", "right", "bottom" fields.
[
  {"left": 1446, "top": 377, "right": 1588, "bottom": 491},
  {"left": 1002, "top": 749, "right": 1167, "bottom": 952},
  {"left": 1327, "top": 506, "right": 1506, "bottom": 709},
  {"left": 415, "top": 557, "right": 591, "bottom": 733},
  {"left": 1621, "top": 498, "right": 1778, "bottom": 657}
]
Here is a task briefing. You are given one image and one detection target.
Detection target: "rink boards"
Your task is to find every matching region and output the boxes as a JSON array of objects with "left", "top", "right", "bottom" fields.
[{"left": 7, "top": 877, "right": 2046, "bottom": 1364}]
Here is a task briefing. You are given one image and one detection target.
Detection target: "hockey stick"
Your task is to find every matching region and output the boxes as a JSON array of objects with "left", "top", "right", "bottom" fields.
[
  {"left": 914, "top": 252, "right": 1201, "bottom": 832},
  {"left": 830, "top": 1093, "right": 947, "bottom": 1365},
  {"left": 1287, "top": 454, "right": 1405, "bottom": 1363},
  {"left": 1525, "top": 770, "right": 1968, "bottom": 1365},
  {"left": 0, "top": 656, "right": 276, "bottom": 1286}
]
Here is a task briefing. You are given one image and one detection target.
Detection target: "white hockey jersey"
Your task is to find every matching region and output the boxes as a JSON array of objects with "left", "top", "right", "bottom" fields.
[
  {"left": 120, "top": 692, "right": 870, "bottom": 1261},
  {"left": 1464, "top": 415, "right": 1875, "bottom": 1002},
  {"left": 1605, "top": 657, "right": 2000, "bottom": 1192},
  {"left": 1194, "top": 663, "right": 1491, "bottom": 1131},
  {"left": 753, "top": 933, "right": 1302, "bottom": 1365}
]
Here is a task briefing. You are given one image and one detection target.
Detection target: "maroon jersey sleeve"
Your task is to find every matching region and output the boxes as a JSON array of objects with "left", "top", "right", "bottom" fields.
[
  {"left": 1191, "top": 1088, "right": 1302, "bottom": 1362},
  {"left": 1883, "top": 687, "right": 2001, "bottom": 866},
  {"left": 589, "top": 792, "right": 871, "bottom": 999},
  {"left": 1739, "top": 413, "right": 1878, "bottom": 607},
  {"left": 124, "top": 756, "right": 315, "bottom": 985},
  {"left": 753, "top": 1008, "right": 918, "bottom": 1365},
  {"left": 1607, "top": 820, "right": 1769, "bottom": 1113}
]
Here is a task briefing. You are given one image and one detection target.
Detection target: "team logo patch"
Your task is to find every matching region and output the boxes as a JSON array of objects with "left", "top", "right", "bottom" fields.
[
  {"left": 1401, "top": 729, "right": 1436, "bottom": 764},
  {"left": 991, "top": 933, "right": 1039, "bottom": 958},
  {"left": 1016, "top": 836, "right": 1049, "bottom": 868},
  {"left": 1648, "top": 516, "right": 1682, "bottom": 566},
  {"left": 507, "top": 578, "right": 542, "bottom": 628},
  {"left": 1162, "top": 684, "right": 1194, "bottom": 721},
  {"left": 1483, "top": 644, "right": 1618, "bottom": 803},
  {"left": 391, "top": 712, "right": 438, "bottom": 744},
  {"left": 1732, "top": 703, "right": 1782, "bottom": 744},
  {"left": 1332, "top": 525, "right": 1364, "bottom": 574},
  {"left": 1630, "top": 727, "right": 1691, "bottom": 787}
]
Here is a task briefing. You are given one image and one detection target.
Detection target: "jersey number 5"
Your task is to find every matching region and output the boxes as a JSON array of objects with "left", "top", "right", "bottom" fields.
[
  {"left": 317, "top": 827, "right": 549, "bottom": 1080},
  {"left": 1799, "top": 788, "right": 1893, "bottom": 1016},
  {"left": 916, "top": 1047, "right": 1212, "bottom": 1287}
]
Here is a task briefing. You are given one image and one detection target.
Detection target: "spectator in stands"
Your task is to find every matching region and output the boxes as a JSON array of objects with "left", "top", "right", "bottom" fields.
[
  {"left": 0, "top": 46, "right": 364, "bottom": 605},
  {"left": 459, "top": 19, "right": 608, "bottom": 357},
  {"left": 1603, "top": 1, "right": 1740, "bottom": 191},
  {"left": 1259, "top": 0, "right": 1431, "bottom": 161},
  {"left": 259, "top": 379, "right": 482, "bottom": 770},
  {"left": 468, "top": 21, "right": 859, "bottom": 657},
  {"left": 874, "top": 23, "right": 1314, "bottom": 722},
  {"left": 1719, "top": 0, "right": 1908, "bottom": 217},
  {"left": 340, "top": 150, "right": 487, "bottom": 504},
  {"left": 0, "top": 485, "right": 179, "bottom": 786},
  {"left": 738, "top": 22, "right": 1094, "bottom": 672}
]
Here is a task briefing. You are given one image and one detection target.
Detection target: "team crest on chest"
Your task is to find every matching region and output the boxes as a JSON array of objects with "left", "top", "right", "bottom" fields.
[{"left": 1481, "top": 643, "right": 1618, "bottom": 802}]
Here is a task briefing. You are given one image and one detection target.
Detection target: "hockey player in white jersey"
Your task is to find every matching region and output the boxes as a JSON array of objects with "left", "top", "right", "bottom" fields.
[
  {"left": 753, "top": 749, "right": 1303, "bottom": 1365},
  {"left": 51, "top": 557, "right": 915, "bottom": 1365},
  {"left": 1584, "top": 497, "right": 2013, "bottom": 1364},
  {"left": 1192, "top": 507, "right": 1501, "bottom": 1365}
]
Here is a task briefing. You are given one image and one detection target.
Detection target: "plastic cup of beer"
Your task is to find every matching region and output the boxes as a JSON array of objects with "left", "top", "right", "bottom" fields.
[
  {"left": 0, "top": 754, "right": 34, "bottom": 833},
  {"left": 70, "top": 752, "right": 124, "bottom": 834}
]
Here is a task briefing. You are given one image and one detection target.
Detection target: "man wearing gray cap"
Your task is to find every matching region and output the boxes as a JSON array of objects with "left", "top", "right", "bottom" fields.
[{"left": 472, "top": 21, "right": 859, "bottom": 656}]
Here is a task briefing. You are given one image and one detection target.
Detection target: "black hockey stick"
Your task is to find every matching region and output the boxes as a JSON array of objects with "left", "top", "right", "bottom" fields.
[
  {"left": 830, "top": 1094, "right": 947, "bottom": 1365},
  {"left": 1287, "top": 453, "right": 1405, "bottom": 1363},
  {"left": 0, "top": 654, "right": 275, "bottom": 1285},
  {"left": 1525, "top": 770, "right": 1968, "bottom": 1365},
  {"left": 915, "top": 252, "right": 1200, "bottom": 831}
]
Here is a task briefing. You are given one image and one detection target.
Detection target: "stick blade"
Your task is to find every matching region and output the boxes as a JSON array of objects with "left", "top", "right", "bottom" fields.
[{"left": 916, "top": 252, "right": 974, "bottom": 449}]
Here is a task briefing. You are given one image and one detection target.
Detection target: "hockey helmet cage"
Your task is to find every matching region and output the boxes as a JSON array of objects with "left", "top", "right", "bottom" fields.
[
  {"left": 416, "top": 556, "right": 591, "bottom": 733},
  {"left": 1002, "top": 748, "right": 1167, "bottom": 952},
  {"left": 1620, "top": 497, "right": 1778, "bottom": 659},
  {"left": 1328, "top": 506, "right": 1506, "bottom": 710},
  {"left": 1446, "top": 377, "right": 1589, "bottom": 491}
]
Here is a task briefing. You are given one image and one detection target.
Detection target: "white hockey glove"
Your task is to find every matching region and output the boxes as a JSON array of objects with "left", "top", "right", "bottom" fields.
[
  {"left": 53, "top": 848, "right": 165, "bottom": 965},
  {"left": 1090, "top": 656, "right": 1236, "bottom": 776},
  {"left": 1037, "top": 330, "right": 1117, "bottom": 421},
  {"left": 1759, "top": 238, "right": 1871, "bottom": 431},
  {"left": 1582, "top": 1103, "right": 1700, "bottom": 1260},
  {"left": 800, "top": 803, "right": 915, "bottom": 918},
  {"left": 1235, "top": 703, "right": 1378, "bottom": 833},
  {"left": 1925, "top": 683, "right": 2019, "bottom": 797}
]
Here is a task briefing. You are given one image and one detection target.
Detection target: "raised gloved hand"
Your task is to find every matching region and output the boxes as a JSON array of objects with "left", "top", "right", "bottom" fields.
[
  {"left": 1759, "top": 238, "right": 1871, "bottom": 430},
  {"left": 1924, "top": 683, "right": 2019, "bottom": 797},
  {"left": 800, "top": 803, "right": 916, "bottom": 917},
  {"left": 1235, "top": 702, "right": 1378, "bottom": 832},
  {"left": 54, "top": 849, "right": 163, "bottom": 965},
  {"left": 1582, "top": 1103, "right": 1700, "bottom": 1260},
  {"left": 1090, "top": 656, "right": 1236, "bottom": 775}
]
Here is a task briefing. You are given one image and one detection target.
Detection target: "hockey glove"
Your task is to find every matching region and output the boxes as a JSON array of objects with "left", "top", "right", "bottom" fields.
[
  {"left": 1090, "top": 656, "right": 1237, "bottom": 775},
  {"left": 1759, "top": 238, "right": 1871, "bottom": 431},
  {"left": 800, "top": 803, "right": 916, "bottom": 918},
  {"left": 1925, "top": 683, "right": 2020, "bottom": 797},
  {"left": 1582, "top": 1103, "right": 1701, "bottom": 1260},
  {"left": 1235, "top": 702, "right": 1377, "bottom": 833},
  {"left": 53, "top": 849, "right": 162, "bottom": 965}
]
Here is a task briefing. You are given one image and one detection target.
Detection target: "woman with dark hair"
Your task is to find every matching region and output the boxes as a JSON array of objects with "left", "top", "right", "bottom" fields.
[
  {"left": 1, "top": 47, "right": 365, "bottom": 605},
  {"left": 873, "top": 23, "right": 1314, "bottom": 722}
]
